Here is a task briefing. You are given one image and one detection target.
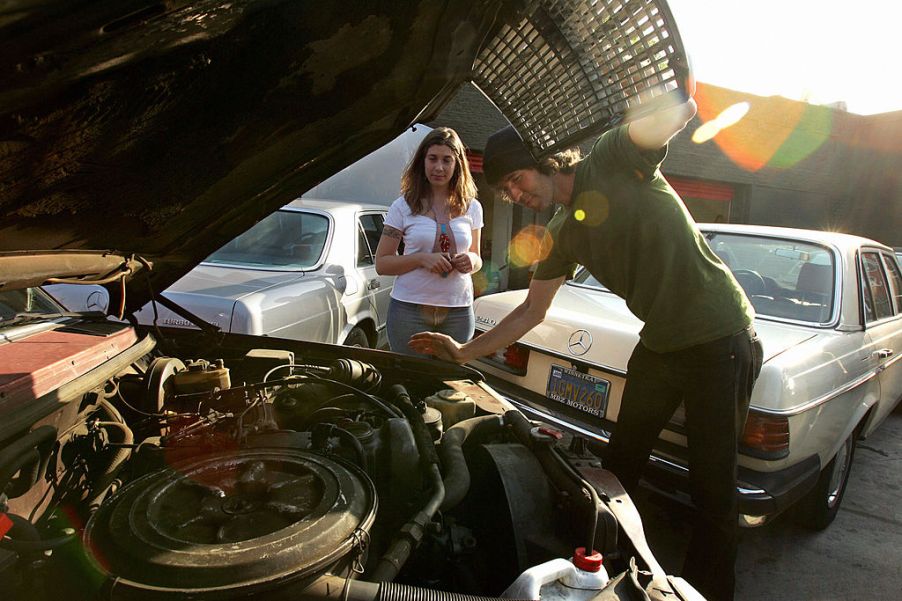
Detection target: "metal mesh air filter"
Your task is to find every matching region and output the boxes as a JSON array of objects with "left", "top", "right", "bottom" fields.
[{"left": 473, "top": 0, "right": 690, "bottom": 156}]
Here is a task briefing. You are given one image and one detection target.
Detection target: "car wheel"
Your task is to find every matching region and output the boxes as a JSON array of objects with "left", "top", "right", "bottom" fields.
[
  {"left": 797, "top": 432, "right": 856, "bottom": 530},
  {"left": 343, "top": 326, "right": 370, "bottom": 348}
]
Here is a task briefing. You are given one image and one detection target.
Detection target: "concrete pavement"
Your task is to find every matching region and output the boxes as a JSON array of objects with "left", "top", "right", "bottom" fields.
[{"left": 633, "top": 408, "right": 902, "bottom": 600}]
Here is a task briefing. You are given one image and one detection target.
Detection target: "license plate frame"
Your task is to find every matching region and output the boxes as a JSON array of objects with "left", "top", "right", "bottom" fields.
[{"left": 545, "top": 364, "right": 610, "bottom": 418}]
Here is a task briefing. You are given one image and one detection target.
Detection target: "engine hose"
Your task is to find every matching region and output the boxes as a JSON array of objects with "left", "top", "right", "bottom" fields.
[
  {"left": 386, "top": 385, "right": 439, "bottom": 467},
  {"left": 503, "top": 410, "right": 600, "bottom": 555},
  {"left": 438, "top": 414, "right": 505, "bottom": 511},
  {"left": 87, "top": 400, "right": 135, "bottom": 510},
  {"left": 326, "top": 359, "right": 383, "bottom": 393},
  {"left": 312, "top": 423, "right": 367, "bottom": 468},
  {"left": 301, "top": 575, "right": 531, "bottom": 601},
  {"left": 373, "top": 385, "right": 448, "bottom": 582},
  {"left": 377, "top": 581, "right": 530, "bottom": 601},
  {"left": 0, "top": 513, "right": 77, "bottom": 553},
  {"left": 370, "top": 465, "right": 444, "bottom": 583},
  {"left": 0, "top": 425, "right": 57, "bottom": 499}
]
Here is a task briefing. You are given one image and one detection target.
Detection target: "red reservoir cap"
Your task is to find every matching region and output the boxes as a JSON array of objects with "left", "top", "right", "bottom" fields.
[{"left": 572, "top": 547, "right": 603, "bottom": 572}]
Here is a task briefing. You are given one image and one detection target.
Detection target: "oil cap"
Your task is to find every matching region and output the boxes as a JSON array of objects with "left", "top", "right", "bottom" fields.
[{"left": 572, "top": 547, "right": 603, "bottom": 572}]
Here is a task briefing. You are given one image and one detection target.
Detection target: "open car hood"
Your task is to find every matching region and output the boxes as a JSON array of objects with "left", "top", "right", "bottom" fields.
[{"left": 0, "top": 0, "right": 689, "bottom": 313}]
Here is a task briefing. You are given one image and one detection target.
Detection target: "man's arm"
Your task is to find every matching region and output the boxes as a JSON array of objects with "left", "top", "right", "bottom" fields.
[
  {"left": 628, "top": 96, "right": 697, "bottom": 150},
  {"left": 408, "top": 275, "right": 565, "bottom": 363}
]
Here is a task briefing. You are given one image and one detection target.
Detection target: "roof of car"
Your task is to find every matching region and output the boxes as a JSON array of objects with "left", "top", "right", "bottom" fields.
[
  {"left": 699, "top": 223, "right": 893, "bottom": 252},
  {"left": 284, "top": 198, "right": 388, "bottom": 214}
]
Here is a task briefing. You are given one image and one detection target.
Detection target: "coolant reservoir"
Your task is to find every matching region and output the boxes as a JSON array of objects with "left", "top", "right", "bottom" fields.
[
  {"left": 172, "top": 359, "right": 231, "bottom": 394},
  {"left": 424, "top": 388, "right": 476, "bottom": 429},
  {"left": 501, "top": 548, "right": 609, "bottom": 601}
]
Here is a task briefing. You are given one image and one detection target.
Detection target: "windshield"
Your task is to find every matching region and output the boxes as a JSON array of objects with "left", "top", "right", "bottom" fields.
[
  {"left": 205, "top": 210, "right": 330, "bottom": 269},
  {"left": 572, "top": 233, "right": 837, "bottom": 324},
  {"left": 0, "top": 288, "right": 66, "bottom": 329}
]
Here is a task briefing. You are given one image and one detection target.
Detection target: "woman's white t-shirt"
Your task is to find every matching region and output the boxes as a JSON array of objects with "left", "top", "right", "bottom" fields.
[{"left": 384, "top": 197, "right": 484, "bottom": 307}]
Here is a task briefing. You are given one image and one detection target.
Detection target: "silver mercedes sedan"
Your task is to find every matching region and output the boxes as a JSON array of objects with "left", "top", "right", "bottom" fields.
[{"left": 134, "top": 198, "right": 393, "bottom": 347}]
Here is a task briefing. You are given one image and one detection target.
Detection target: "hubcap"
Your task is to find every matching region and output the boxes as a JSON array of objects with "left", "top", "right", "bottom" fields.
[{"left": 826, "top": 437, "right": 852, "bottom": 508}]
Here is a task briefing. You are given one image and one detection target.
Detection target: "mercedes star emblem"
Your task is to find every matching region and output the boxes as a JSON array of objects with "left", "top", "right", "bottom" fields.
[{"left": 567, "top": 329, "right": 592, "bottom": 356}]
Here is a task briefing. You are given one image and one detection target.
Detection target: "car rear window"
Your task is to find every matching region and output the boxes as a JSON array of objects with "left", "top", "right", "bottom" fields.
[
  {"left": 571, "top": 233, "right": 837, "bottom": 324},
  {"left": 204, "top": 210, "right": 329, "bottom": 269},
  {"left": 707, "top": 233, "right": 836, "bottom": 323}
]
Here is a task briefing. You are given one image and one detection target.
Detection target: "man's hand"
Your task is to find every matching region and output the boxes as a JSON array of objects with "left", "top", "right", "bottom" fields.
[
  {"left": 409, "top": 332, "right": 465, "bottom": 363},
  {"left": 628, "top": 92, "right": 697, "bottom": 150}
]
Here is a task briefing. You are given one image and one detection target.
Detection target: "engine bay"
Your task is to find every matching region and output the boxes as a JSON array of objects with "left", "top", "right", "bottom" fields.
[{"left": 1, "top": 320, "right": 698, "bottom": 600}]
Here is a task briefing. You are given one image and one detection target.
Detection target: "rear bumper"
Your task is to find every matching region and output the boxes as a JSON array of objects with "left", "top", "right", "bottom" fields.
[{"left": 485, "top": 374, "right": 822, "bottom": 519}]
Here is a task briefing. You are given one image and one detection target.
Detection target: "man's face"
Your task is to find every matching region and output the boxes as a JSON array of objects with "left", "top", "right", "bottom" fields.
[{"left": 498, "top": 168, "right": 554, "bottom": 212}]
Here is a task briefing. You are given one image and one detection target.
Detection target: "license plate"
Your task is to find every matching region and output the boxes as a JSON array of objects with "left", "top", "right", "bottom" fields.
[{"left": 546, "top": 364, "right": 610, "bottom": 418}]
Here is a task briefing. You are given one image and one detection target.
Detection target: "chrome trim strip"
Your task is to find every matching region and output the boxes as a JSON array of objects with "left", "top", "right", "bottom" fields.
[
  {"left": 750, "top": 368, "right": 881, "bottom": 417},
  {"left": 500, "top": 394, "right": 767, "bottom": 496},
  {"left": 879, "top": 351, "right": 901, "bottom": 372}
]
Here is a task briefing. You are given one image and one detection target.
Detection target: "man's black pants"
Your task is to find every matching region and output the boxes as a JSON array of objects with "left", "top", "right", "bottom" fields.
[{"left": 604, "top": 327, "right": 763, "bottom": 601}]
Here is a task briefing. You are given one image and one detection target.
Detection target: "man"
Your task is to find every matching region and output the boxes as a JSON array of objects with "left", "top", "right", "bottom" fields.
[{"left": 409, "top": 95, "right": 763, "bottom": 601}]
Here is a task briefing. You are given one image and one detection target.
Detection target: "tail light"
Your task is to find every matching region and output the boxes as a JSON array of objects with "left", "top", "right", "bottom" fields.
[
  {"left": 476, "top": 331, "right": 530, "bottom": 376},
  {"left": 740, "top": 412, "right": 790, "bottom": 459}
]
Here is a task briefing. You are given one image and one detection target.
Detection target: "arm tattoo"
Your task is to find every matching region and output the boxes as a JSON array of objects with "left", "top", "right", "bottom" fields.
[{"left": 382, "top": 225, "right": 403, "bottom": 240}]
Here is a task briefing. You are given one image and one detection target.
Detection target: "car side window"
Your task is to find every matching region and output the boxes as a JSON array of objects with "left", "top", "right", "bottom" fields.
[
  {"left": 861, "top": 251, "right": 893, "bottom": 322},
  {"left": 881, "top": 252, "right": 902, "bottom": 314},
  {"left": 357, "top": 214, "right": 384, "bottom": 267},
  {"left": 358, "top": 224, "right": 374, "bottom": 266}
]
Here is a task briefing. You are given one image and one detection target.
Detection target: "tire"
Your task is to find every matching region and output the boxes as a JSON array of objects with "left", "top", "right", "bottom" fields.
[
  {"left": 796, "top": 432, "right": 856, "bottom": 530},
  {"left": 343, "top": 326, "right": 370, "bottom": 348}
]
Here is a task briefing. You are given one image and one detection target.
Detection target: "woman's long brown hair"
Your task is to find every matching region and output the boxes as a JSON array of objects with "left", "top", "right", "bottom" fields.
[{"left": 400, "top": 127, "right": 477, "bottom": 217}]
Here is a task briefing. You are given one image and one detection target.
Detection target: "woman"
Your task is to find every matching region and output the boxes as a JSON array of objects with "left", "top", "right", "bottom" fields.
[{"left": 375, "top": 127, "right": 483, "bottom": 356}]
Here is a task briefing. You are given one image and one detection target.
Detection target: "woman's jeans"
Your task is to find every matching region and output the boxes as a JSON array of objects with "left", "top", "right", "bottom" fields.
[
  {"left": 603, "top": 326, "right": 763, "bottom": 601},
  {"left": 386, "top": 298, "right": 475, "bottom": 357}
]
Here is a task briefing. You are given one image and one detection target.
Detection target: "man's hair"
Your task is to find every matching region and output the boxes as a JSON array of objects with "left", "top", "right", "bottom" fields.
[
  {"left": 537, "top": 148, "right": 582, "bottom": 176},
  {"left": 401, "top": 127, "right": 477, "bottom": 217},
  {"left": 491, "top": 148, "right": 583, "bottom": 204}
]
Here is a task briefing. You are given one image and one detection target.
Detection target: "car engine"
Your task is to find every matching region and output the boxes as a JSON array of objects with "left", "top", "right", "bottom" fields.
[{"left": 1, "top": 322, "right": 696, "bottom": 601}]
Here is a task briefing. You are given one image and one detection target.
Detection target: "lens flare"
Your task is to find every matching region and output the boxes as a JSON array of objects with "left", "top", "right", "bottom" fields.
[
  {"left": 509, "top": 225, "right": 552, "bottom": 268},
  {"left": 571, "top": 190, "right": 609, "bottom": 226},
  {"left": 692, "top": 102, "right": 749, "bottom": 144},
  {"left": 472, "top": 260, "right": 505, "bottom": 296},
  {"left": 693, "top": 83, "right": 833, "bottom": 172}
]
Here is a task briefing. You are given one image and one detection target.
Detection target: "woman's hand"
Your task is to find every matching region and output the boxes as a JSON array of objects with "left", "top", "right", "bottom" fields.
[
  {"left": 450, "top": 252, "right": 476, "bottom": 273},
  {"left": 409, "top": 332, "right": 464, "bottom": 363},
  {"left": 419, "top": 252, "right": 454, "bottom": 275}
]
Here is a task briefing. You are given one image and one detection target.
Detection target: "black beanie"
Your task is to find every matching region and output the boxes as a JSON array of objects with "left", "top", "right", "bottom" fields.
[{"left": 483, "top": 125, "right": 538, "bottom": 187}]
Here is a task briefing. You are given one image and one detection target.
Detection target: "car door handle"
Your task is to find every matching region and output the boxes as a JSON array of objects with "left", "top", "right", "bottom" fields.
[
  {"left": 874, "top": 348, "right": 894, "bottom": 359},
  {"left": 367, "top": 279, "right": 381, "bottom": 290}
]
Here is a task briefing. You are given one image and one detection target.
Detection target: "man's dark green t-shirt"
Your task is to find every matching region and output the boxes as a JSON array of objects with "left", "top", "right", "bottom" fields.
[{"left": 532, "top": 125, "right": 753, "bottom": 353}]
